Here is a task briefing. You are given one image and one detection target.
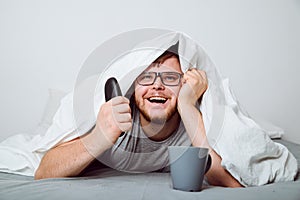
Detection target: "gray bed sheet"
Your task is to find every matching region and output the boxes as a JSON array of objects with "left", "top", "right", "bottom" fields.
[{"left": 0, "top": 139, "right": 299, "bottom": 200}]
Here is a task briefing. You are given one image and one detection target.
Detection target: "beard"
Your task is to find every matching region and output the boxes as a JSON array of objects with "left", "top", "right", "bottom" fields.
[{"left": 135, "top": 98, "right": 179, "bottom": 124}]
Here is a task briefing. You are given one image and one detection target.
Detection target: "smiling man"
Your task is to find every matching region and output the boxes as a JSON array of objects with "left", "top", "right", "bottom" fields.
[
  {"left": 34, "top": 50, "right": 242, "bottom": 187},
  {"left": 134, "top": 54, "right": 183, "bottom": 141}
]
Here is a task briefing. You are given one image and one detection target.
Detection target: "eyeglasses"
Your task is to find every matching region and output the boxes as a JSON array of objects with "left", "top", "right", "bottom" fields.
[{"left": 136, "top": 71, "right": 183, "bottom": 86}]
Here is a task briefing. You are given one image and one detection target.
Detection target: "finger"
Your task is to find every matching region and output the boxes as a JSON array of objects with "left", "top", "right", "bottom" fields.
[
  {"left": 198, "top": 70, "right": 207, "bottom": 82},
  {"left": 186, "top": 69, "right": 206, "bottom": 80},
  {"left": 110, "top": 96, "right": 130, "bottom": 105},
  {"left": 184, "top": 70, "right": 201, "bottom": 81},
  {"left": 113, "top": 103, "right": 131, "bottom": 114},
  {"left": 115, "top": 113, "right": 132, "bottom": 123},
  {"left": 118, "top": 122, "right": 132, "bottom": 132},
  {"left": 187, "top": 67, "right": 198, "bottom": 72},
  {"left": 189, "top": 68, "right": 203, "bottom": 77},
  {"left": 193, "top": 68, "right": 203, "bottom": 77}
]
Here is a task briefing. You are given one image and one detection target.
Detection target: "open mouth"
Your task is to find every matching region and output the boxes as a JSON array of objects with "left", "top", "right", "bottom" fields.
[{"left": 147, "top": 96, "right": 167, "bottom": 104}]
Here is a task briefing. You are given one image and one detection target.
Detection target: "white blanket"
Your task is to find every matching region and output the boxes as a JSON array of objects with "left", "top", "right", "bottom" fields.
[{"left": 0, "top": 32, "right": 298, "bottom": 186}]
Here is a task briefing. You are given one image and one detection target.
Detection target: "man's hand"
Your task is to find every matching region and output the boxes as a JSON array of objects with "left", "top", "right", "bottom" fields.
[
  {"left": 178, "top": 68, "right": 208, "bottom": 107},
  {"left": 93, "top": 96, "right": 132, "bottom": 148},
  {"left": 35, "top": 96, "right": 132, "bottom": 179},
  {"left": 177, "top": 68, "right": 208, "bottom": 146}
]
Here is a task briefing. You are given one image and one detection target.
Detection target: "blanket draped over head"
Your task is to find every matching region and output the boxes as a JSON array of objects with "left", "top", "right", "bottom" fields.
[{"left": 0, "top": 32, "right": 297, "bottom": 186}]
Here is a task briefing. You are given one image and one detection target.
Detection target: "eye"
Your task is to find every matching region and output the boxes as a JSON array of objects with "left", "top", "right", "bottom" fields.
[
  {"left": 163, "top": 74, "right": 179, "bottom": 82},
  {"left": 140, "top": 74, "right": 153, "bottom": 80},
  {"left": 165, "top": 75, "right": 177, "bottom": 81},
  {"left": 137, "top": 73, "right": 155, "bottom": 84}
]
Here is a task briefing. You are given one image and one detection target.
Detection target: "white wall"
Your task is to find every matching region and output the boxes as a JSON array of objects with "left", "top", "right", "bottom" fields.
[{"left": 0, "top": 0, "right": 299, "bottom": 144}]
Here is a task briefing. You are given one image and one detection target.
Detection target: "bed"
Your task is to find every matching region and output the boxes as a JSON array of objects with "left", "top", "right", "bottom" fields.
[
  {"left": 1, "top": 32, "right": 299, "bottom": 199},
  {"left": 0, "top": 139, "right": 299, "bottom": 200}
]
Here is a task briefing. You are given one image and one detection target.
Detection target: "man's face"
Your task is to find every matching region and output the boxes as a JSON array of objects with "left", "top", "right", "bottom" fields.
[{"left": 135, "top": 56, "right": 183, "bottom": 124}]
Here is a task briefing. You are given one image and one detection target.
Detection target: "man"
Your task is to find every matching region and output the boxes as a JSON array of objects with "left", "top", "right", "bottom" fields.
[{"left": 34, "top": 50, "right": 242, "bottom": 187}]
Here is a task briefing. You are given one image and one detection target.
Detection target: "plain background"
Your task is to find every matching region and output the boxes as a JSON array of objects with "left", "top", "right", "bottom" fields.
[{"left": 0, "top": 0, "right": 299, "bottom": 144}]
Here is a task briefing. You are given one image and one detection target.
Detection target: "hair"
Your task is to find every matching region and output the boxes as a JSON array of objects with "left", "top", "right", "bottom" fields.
[
  {"left": 153, "top": 41, "right": 180, "bottom": 65},
  {"left": 153, "top": 51, "right": 179, "bottom": 65}
]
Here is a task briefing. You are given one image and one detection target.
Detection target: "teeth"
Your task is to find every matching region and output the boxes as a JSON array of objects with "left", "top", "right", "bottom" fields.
[
  {"left": 148, "top": 96, "right": 167, "bottom": 104},
  {"left": 149, "top": 97, "right": 166, "bottom": 101}
]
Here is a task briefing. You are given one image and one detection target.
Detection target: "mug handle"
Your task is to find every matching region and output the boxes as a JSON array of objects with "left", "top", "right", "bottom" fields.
[{"left": 205, "top": 154, "right": 212, "bottom": 174}]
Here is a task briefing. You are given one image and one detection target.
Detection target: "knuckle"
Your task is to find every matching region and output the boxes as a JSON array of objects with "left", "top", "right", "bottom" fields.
[
  {"left": 126, "top": 113, "right": 132, "bottom": 120},
  {"left": 126, "top": 103, "right": 131, "bottom": 110},
  {"left": 99, "top": 104, "right": 111, "bottom": 117},
  {"left": 121, "top": 96, "right": 129, "bottom": 103},
  {"left": 124, "top": 122, "right": 132, "bottom": 130}
]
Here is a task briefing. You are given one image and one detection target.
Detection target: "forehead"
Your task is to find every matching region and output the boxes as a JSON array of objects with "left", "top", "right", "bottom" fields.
[{"left": 145, "top": 56, "right": 182, "bottom": 73}]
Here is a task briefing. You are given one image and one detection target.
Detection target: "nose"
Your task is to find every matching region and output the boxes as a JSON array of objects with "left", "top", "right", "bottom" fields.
[{"left": 152, "top": 76, "right": 165, "bottom": 90}]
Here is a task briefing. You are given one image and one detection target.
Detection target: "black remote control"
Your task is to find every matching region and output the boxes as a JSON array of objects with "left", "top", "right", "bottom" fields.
[
  {"left": 104, "top": 77, "right": 125, "bottom": 137},
  {"left": 105, "top": 77, "right": 122, "bottom": 101}
]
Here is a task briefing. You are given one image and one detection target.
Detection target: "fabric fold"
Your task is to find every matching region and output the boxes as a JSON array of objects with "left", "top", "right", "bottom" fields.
[{"left": 0, "top": 31, "right": 297, "bottom": 186}]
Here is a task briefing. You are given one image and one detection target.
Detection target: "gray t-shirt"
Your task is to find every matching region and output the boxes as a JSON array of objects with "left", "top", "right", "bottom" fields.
[{"left": 97, "top": 106, "right": 191, "bottom": 173}]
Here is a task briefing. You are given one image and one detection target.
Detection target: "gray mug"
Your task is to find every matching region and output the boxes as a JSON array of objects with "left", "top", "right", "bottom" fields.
[{"left": 168, "top": 146, "right": 211, "bottom": 192}]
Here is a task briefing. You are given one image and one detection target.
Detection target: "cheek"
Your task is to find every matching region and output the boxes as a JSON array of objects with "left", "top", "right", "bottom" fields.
[
  {"left": 135, "top": 85, "right": 147, "bottom": 99},
  {"left": 169, "top": 86, "right": 181, "bottom": 98}
]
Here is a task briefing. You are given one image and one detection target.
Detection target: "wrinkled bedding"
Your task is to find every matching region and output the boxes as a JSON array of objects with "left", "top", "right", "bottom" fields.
[
  {"left": 0, "top": 31, "right": 297, "bottom": 186},
  {"left": 0, "top": 139, "right": 299, "bottom": 200}
]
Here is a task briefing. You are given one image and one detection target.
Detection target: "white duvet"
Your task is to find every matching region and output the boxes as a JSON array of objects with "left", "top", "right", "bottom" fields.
[{"left": 0, "top": 31, "right": 298, "bottom": 186}]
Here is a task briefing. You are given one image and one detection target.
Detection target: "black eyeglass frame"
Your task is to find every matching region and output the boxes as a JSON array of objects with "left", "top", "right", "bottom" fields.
[{"left": 136, "top": 71, "right": 183, "bottom": 86}]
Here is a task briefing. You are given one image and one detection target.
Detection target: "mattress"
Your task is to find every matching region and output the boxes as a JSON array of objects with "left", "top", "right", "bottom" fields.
[{"left": 0, "top": 139, "right": 299, "bottom": 200}]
